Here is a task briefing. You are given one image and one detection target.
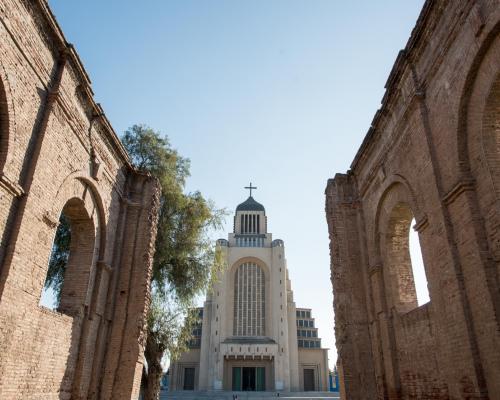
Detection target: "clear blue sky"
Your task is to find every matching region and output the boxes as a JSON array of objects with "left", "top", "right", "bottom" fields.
[{"left": 48, "top": 0, "right": 425, "bottom": 368}]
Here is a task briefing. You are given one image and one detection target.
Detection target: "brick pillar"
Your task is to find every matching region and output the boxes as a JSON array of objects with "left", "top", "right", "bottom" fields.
[
  {"left": 325, "top": 174, "right": 377, "bottom": 400},
  {"left": 99, "top": 171, "right": 160, "bottom": 400}
]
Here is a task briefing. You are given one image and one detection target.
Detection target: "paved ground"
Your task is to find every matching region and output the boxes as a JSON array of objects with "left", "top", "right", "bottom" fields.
[{"left": 160, "top": 390, "right": 340, "bottom": 400}]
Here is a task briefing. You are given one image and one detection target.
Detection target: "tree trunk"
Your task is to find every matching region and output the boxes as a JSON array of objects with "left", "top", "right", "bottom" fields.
[{"left": 144, "top": 334, "right": 165, "bottom": 400}]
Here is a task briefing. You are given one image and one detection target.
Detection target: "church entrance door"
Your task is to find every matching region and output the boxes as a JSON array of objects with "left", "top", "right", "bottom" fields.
[
  {"left": 242, "top": 367, "right": 255, "bottom": 391},
  {"left": 303, "top": 368, "right": 315, "bottom": 391},
  {"left": 232, "top": 367, "right": 265, "bottom": 391}
]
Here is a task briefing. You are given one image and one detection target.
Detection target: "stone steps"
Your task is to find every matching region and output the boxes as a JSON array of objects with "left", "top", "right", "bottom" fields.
[{"left": 160, "top": 390, "right": 340, "bottom": 400}]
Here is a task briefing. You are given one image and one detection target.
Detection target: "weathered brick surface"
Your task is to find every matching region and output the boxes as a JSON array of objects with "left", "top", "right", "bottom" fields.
[
  {"left": 325, "top": 1, "right": 500, "bottom": 399},
  {"left": 0, "top": 1, "right": 160, "bottom": 399}
]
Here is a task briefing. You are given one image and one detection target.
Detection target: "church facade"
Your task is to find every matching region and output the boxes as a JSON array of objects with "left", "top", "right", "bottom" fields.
[{"left": 170, "top": 194, "right": 329, "bottom": 392}]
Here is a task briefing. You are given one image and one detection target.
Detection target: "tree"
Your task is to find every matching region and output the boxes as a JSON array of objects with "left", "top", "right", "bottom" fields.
[{"left": 122, "top": 124, "right": 225, "bottom": 400}]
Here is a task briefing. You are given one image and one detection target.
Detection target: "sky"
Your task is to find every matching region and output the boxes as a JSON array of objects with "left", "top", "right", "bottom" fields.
[{"left": 47, "top": 0, "right": 426, "bottom": 368}]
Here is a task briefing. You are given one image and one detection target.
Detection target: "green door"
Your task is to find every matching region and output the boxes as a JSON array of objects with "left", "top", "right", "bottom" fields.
[
  {"left": 256, "top": 367, "right": 265, "bottom": 391},
  {"left": 232, "top": 367, "right": 242, "bottom": 391}
]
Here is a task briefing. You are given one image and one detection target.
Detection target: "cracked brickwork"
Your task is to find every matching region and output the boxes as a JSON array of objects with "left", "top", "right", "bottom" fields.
[
  {"left": 0, "top": 1, "right": 160, "bottom": 399},
  {"left": 325, "top": 1, "right": 500, "bottom": 399}
]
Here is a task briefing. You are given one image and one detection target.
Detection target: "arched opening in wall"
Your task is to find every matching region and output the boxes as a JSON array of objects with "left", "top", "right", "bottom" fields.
[
  {"left": 386, "top": 203, "right": 429, "bottom": 313},
  {"left": 409, "top": 218, "right": 430, "bottom": 306},
  {"left": 39, "top": 197, "right": 97, "bottom": 315}
]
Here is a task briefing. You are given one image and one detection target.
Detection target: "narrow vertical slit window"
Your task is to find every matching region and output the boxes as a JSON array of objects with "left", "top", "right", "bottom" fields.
[{"left": 409, "top": 218, "right": 430, "bottom": 305}]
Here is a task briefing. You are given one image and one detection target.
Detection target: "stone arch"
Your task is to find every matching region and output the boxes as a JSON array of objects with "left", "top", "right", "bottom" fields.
[
  {"left": 456, "top": 21, "right": 500, "bottom": 297},
  {"left": 372, "top": 176, "right": 423, "bottom": 263},
  {"left": 49, "top": 172, "right": 107, "bottom": 260},
  {"left": 375, "top": 181, "right": 429, "bottom": 313},
  {"left": 457, "top": 21, "right": 500, "bottom": 223},
  {"left": 42, "top": 174, "right": 105, "bottom": 314},
  {"left": 229, "top": 256, "right": 270, "bottom": 278},
  {"left": 457, "top": 20, "right": 500, "bottom": 179}
]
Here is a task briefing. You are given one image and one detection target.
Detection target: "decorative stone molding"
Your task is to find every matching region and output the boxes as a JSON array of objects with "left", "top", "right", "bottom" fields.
[
  {"left": 42, "top": 210, "right": 59, "bottom": 228},
  {"left": 0, "top": 173, "right": 24, "bottom": 197},
  {"left": 413, "top": 215, "right": 429, "bottom": 233},
  {"left": 443, "top": 178, "right": 475, "bottom": 206}
]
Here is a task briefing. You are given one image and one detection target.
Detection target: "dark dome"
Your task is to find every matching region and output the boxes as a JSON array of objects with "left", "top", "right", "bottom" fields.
[{"left": 236, "top": 196, "right": 265, "bottom": 212}]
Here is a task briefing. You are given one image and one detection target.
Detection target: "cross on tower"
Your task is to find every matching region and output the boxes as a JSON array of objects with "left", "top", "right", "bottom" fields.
[{"left": 244, "top": 182, "right": 257, "bottom": 197}]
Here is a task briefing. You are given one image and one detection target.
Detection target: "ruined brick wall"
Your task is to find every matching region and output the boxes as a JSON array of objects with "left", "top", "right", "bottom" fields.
[
  {"left": 0, "top": 1, "right": 160, "bottom": 399},
  {"left": 325, "top": 1, "right": 500, "bottom": 399}
]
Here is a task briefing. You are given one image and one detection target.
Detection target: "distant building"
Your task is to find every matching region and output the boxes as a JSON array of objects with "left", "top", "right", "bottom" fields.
[
  {"left": 329, "top": 367, "right": 340, "bottom": 392},
  {"left": 170, "top": 192, "right": 329, "bottom": 392}
]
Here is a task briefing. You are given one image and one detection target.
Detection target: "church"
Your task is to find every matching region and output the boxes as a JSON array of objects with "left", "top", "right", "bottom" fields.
[{"left": 169, "top": 188, "right": 329, "bottom": 392}]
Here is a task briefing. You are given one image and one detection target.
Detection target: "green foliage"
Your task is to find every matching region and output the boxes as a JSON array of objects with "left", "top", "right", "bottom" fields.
[
  {"left": 122, "top": 124, "right": 227, "bottom": 363},
  {"left": 146, "top": 290, "right": 198, "bottom": 362},
  {"left": 122, "top": 124, "right": 190, "bottom": 190},
  {"left": 153, "top": 191, "right": 226, "bottom": 300},
  {"left": 43, "top": 214, "right": 71, "bottom": 303}
]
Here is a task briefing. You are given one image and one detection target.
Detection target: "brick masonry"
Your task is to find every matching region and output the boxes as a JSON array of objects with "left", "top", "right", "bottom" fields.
[
  {"left": 0, "top": 1, "right": 160, "bottom": 399},
  {"left": 325, "top": 1, "right": 500, "bottom": 399}
]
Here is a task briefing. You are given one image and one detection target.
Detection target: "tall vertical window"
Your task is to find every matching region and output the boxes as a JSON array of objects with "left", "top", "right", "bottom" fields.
[
  {"left": 387, "top": 203, "right": 430, "bottom": 312},
  {"left": 257, "top": 215, "right": 260, "bottom": 233},
  {"left": 234, "top": 262, "right": 265, "bottom": 336},
  {"left": 409, "top": 218, "right": 430, "bottom": 305}
]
